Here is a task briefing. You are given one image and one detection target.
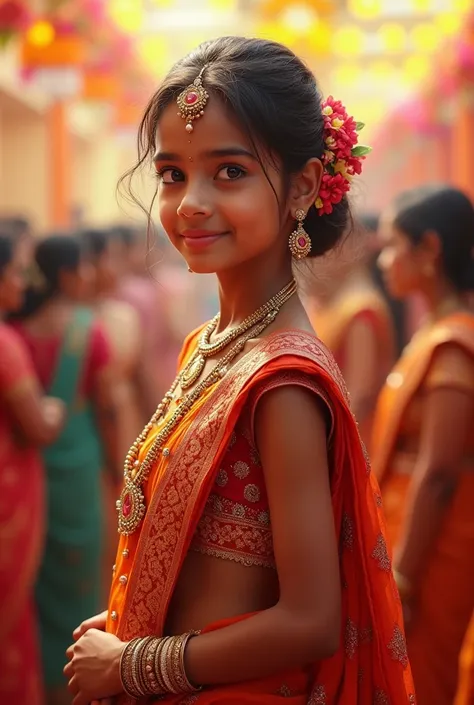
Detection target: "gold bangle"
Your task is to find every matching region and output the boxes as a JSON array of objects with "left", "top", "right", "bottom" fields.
[{"left": 119, "top": 638, "right": 142, "bottom": 698}]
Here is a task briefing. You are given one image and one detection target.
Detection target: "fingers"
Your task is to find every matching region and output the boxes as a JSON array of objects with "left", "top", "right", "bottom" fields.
[
  {"left": 65, "top": 643, "right": 75, "bottom": 660},
  {"left": 67, "top": 675, "right": 79, "bottom": 695},
  {"left": 63, "top": 660, "right": 74, "bottom": 678}
]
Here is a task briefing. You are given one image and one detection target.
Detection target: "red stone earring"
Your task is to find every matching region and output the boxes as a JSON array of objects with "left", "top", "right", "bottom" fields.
[{"left": 289, "top": 209, "right": 311, "bottom": 260}]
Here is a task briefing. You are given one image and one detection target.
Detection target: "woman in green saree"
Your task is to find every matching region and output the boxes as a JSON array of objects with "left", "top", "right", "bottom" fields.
[{"left": 12, "top": 234, "right": 119, "bottom": 705}]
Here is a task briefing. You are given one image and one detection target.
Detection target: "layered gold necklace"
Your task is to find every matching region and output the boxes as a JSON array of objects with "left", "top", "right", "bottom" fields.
[{"left": 117, "top": 279, "right": 297, "bottom": 535}]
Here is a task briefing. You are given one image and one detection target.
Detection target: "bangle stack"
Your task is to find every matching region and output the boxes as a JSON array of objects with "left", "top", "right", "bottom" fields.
[{"left": 120, "top": 631, "right": 201, "bottom": 698}]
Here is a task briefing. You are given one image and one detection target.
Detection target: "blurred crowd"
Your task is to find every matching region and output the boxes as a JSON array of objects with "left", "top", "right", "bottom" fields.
[{"left": 2, "top": 183, "right": 474, "bottom": 705}]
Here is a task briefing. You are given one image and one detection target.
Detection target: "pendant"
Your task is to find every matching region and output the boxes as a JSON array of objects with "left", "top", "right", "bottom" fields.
[
  {"left": 117, "top": 481, "right": 146, "bottom": 535},
  {"left": 181, "top": 353, "right": 205, "bottom": 389}
]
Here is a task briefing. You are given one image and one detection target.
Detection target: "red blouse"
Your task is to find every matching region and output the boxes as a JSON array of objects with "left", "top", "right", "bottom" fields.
[{"left": 190, "top": 370, "right": 335, "bottom": 568}]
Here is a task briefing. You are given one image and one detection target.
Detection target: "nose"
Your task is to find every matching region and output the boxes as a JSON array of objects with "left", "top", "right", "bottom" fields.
[{"left": 177, "top": 182, "right": 212, "bottom": 220}]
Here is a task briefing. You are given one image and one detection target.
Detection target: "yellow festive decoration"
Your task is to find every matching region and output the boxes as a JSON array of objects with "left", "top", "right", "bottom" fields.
[
  {"left": 255, "top": 20, "right": 299, "bottom": 48},
  {"left": 332, "top": 63, "right": 362, "bottom": 87},
  {"left": 435, "top": 12, "right": 462, "bottom": 36},
  {"left": 403, "top": 55, "right": 430, "bottom": 84},
  {"left": 208, "top": 0, "right": 237, "bottom": 8},
  {"left": 378, "top": 23, "right": 407, "bottom": 54},
  {"left": 410, "top": 0, "right": 430, "bottom": 12},
  {"left": 26, "top": 20, "right": 55, "bottom": 48},
  {"left": 307, "top": 20, "right": 331, "bottom": 54},
  {"left": 369, "top": 60, "right": 396, "bottom": 81},
  {"left": 137, "top": 36, "right": 169, "bottom": 76},
  {"left": 453, "top": 0, "right": 472, "bottom": 12},
  {"left": 108, "top": 0, "right": 143, "bottom": 33},
  {"left": 410, "top": 23, "right": 439, "bottom": 54},
  {"left": 347, "top": 0, "right": 381, "bottom": 20},
  {"left": 333, "top": 25, "right": 365, "bottom": 57}
]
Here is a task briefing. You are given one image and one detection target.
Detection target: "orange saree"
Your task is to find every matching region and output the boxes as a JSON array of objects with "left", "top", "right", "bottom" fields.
[
  {"left": 107, "top": 330, "right": 414, "bottom": 704},
  {"left": 456, "top": 612, "right": 474, "bottom": 705},
  {"left": 0, "top": 323, "right": 45, "bottom": 705},
  {"left": 372, "top": 313, "right": 474, "bottom": 705}
]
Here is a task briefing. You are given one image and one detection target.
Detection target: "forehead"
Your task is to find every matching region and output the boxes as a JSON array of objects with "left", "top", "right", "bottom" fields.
[{"left": 155, "top": 96, "right": 253, "bottom": 157}]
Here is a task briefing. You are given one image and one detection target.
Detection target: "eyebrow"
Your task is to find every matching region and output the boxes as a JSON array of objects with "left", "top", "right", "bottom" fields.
[{"left": 153, "top": 147, "right": 257, "bottom": 162}]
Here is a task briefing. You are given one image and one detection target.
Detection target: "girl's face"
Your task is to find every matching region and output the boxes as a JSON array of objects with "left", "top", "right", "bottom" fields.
[
  {"left": 377, "top": 213, "right": 426, "bottom": 299},
  {"left": 154, "top": 98, "right": 291, "bottom": 275},
  {"left": 0, "top": 240, "right": 29, "bottom": 312},
  {"left": 60, "top": 258, "right": 95, "bottom": 302}
]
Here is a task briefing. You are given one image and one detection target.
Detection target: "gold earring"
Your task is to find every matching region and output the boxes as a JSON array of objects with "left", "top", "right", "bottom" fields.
[{"left": 289, "top": 209, "right": 311, "bottom": 260}]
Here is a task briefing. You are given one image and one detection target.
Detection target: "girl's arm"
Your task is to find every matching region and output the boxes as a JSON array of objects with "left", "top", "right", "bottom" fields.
[{"left": 184, "top": 383, "right": 341, "bottom": 685}]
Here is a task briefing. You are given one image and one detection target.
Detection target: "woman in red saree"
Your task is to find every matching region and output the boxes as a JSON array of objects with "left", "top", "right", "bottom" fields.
[
  {"left": 65, "top": 37, "right": 414, "bottom": 705},
  {"left": 0, "top": 232, "right": 64, "bottom": 705},
  {"left": 373, "top": 186, "right": 474, "bottom": 705}
]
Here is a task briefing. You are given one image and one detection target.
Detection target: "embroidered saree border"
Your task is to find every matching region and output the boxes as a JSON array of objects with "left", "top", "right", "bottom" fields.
[{"left": 117, "top": 331, "right": 348, "bottom": 642}]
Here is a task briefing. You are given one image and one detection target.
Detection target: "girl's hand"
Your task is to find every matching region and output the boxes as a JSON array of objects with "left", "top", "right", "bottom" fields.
[
  {"left": 64, "top": 629, "right": 125, "bottom": 705},
  {"left": 73, "top": 610, "right": 108, "bottom": 641}
]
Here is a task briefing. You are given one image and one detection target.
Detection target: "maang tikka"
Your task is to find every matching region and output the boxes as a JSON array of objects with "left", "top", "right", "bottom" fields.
[
  {"left": 177, "top": 65, "right": 209, "bottom": 133},
  {"left": 289, "top": 209, "right": 311, "bottom": 260}
]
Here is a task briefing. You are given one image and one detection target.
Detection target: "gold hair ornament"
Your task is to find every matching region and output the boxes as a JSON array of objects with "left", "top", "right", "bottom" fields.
[{"left": 177, "top": 66, "right": 209, "bottom": 133}]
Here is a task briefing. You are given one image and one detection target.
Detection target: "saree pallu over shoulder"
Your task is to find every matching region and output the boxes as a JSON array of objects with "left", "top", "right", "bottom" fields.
[
  {"left": 109, "top": 330, "right": 414, "bottom": 704},
  {"left": 371, "top": 312, "right": 474, "bottom": 484}
]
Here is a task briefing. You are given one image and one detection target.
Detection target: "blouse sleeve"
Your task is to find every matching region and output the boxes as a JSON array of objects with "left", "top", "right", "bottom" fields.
[
  {"left": 0, "top": 325, "right": 37, "bottom": 400},
  {"left": 248, "top": 369, "right": 335, "bottom": 445},
  {"left": 424, "top": 343, "right": 474, "bottom": 394}
]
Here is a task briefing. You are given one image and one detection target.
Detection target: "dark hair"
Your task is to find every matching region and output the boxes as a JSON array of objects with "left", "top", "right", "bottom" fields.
[
  {"left": 0, "top": 216, "right": 30, "bottom": 241},
  {"left": 0, "top": 233, "right": 15, "bottom": 276},
  {"left": 359, "top": 213, "right": 379, "bottom": 234},
  {"left": 109, "top": 225, "right": 138, "bottom": 248},
  {"left": 392, "top": 185, "right": 474, "bottom": 292},
  {"left": 13, "top": 234, "right": 83, "bottom": 319},
  {"left": 122, "top": 36, "right": 351, "bottom": 257},
  {"left": 81, "top": 228, "right": 110, "bottom": 258}
]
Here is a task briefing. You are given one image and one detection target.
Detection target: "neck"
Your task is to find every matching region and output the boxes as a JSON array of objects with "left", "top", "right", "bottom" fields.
[
  {"left": 215, "top": 259, "right": 294, "bottom": 332},
  {"left": 422, "top": 280, "right": 464, "bottom": 323}
]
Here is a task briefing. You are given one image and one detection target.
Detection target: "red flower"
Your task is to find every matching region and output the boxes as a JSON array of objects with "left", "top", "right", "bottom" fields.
[
  {"left": 317, "top": 173, "right": 351, "bottom": 215},
  {"left": 0, "top": 1, "right": 30, "bottom": 31},
  {"left": 347, "top": 156, "right": 364, "bottom": 175}
]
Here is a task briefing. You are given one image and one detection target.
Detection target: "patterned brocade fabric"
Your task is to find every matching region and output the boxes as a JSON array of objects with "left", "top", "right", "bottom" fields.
[{"left": 190, "top": 371, "right": 334, "bottom": 568}]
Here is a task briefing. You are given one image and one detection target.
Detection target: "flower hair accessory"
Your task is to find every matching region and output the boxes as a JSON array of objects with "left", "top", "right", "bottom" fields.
[{"left": 316, "top": 96, "right": 371, "bottom": 216}]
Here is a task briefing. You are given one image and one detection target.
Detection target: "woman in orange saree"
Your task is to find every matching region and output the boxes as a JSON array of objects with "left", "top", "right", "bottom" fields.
[
  {"left": 374, "top": 186, "right": 474, "bottom": 705},
  {"left": 65, "top": 37, "right": 413, "bottom": 705},
  {"left": 304, "top": 216, "right": 395, "bottom": 445},
  {"left": 0, "top": 233, "right": 64, "bottom": 705}
]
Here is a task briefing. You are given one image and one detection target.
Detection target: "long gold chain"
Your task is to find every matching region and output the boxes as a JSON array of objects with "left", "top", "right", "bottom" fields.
[{"left": 116, "top": 279, "right": 297, "bottom": 535}]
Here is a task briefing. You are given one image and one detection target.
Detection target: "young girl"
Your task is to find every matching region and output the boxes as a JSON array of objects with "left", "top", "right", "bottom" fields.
[
  {"left": 65, "top": 36, "right": 414, "bottom": 704},
  {"left": 0, "top": 233, "right": 64, "bottom": 705},
  {"left": 12, "top": 234, "right": 117, "bottom": 705},
  {"left": 374, "top": 185, "right": 474, "bottom": 705}
]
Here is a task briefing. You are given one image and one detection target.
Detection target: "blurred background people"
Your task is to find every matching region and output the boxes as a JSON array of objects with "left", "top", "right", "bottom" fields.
[
  {"left": 373, "top": 185, "right": 474, "bottom": 705},
  {"left": 10, "top": 234, "right": 117, "bottom": 705},
  {"left": 302, "top": 216, "right": 395, "bottom": 443},
  {"left": 0, "top": 231, "right": 64, "bottom": 705}
]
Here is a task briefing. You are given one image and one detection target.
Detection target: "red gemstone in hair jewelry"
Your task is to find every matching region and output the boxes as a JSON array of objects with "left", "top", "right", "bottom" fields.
[
  {"left": 298, "top": 237, "right": 306, "bottom": 247},
  {"left": 185, "top": 91, "right": 198, "bottom": 105},
  {"left": 122, "top": 493, "right": 132, "bottom": 518}
]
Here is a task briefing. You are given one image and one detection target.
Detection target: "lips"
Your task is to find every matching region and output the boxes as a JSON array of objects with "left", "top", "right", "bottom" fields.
[
  {"left": 181, "top": 229, "right": 228, "bottom": 252},
  {"left": 181, "top": 229, "right": 223, "bottom": 239}
]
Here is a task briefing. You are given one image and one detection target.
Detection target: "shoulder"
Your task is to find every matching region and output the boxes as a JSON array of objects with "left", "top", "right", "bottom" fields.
[{"left": 425, "top": 341, "right": 474, "bottom": 394}]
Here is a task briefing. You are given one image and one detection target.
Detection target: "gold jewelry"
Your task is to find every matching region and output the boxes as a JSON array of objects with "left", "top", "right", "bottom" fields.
[
  {"left": 120, "top": 632, "right": 201, "bottom": 698},
  {"left": 180, "top": 280, "right": 297, "bottom": 390},
  {"left": 117, "top": 280, "right": 297, "bottom": 535},
  {"left": 288, "top": 209, "right": 311, "bottom": 260},
  {"left": 177, "top": 65, "right": 209, "bottom": 133}
]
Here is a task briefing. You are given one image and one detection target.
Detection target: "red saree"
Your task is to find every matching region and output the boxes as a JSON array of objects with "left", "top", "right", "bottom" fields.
[
  {"left": 0, "top": 323, "right": 45, "bottom": 705},
  {"left": 107, "top": 330, "right": 414, "bottom": 704}
]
